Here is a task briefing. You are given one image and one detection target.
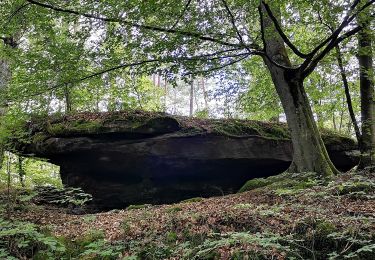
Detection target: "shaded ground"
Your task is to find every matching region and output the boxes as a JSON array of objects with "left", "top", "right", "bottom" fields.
[{"left": 4, "top": 169, "right": 374, "bottom": 259}]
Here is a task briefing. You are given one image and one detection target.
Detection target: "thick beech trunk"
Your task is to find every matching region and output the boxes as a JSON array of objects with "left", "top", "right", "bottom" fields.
[
  {"left": 358, "top": 9, "right": 375, "bottom": 168},
  {"left": 260, "top": 3, "right": 338, "bottom": 176}
]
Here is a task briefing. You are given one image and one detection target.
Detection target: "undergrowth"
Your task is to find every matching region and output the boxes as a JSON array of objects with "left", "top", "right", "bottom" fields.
[{"left": 0, "top": 170, "right": 374, "bottom": 259}]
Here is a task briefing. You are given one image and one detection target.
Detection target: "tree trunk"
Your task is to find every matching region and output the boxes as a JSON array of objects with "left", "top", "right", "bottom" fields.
[
  {"left": 64, "top": 84, "right": 72, "bottom": 113},
  {"left": 189, "top": 78, "right": 194, "bottom": 117},
  {"left": 201, "top": 78, "right": 209, "bottom": 110},
  {"left": 260, "top": 2, "right": 338, "bottom": 176},
  {"left": 335, "top": 45, "right": 362, "bottom": 145},
  {"left": 164, "top": 75, "right": 168, "bottom": 112},
  {"left": 0, "top": 46, "right": 13, "bottom": 171},
  {"left": 18, "top": 156, "right": 25, "bottom": 187},
  {"left": 357, "top": 7, "right": 374, "bottom": 168}
]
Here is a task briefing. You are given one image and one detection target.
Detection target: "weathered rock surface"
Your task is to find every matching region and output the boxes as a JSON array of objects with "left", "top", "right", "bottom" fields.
[{"left": 17, "top": 111, "right": 359, "bottom": 210}]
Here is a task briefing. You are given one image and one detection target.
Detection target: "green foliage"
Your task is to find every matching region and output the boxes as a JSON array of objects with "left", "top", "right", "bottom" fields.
[
  {"left": 184, "top": 232, "right": 291, "bottom": 259},
  {"left": 0, "top": 218, "right": 66, "bottom": 259},
  {"left": 194, "top": 109, "right": 209, "bottom": 119},
  {"left": 49, "top": 187, "right": 92, "bottom": 207},
  {"left": 239, "top": 56, "right": 283, "bottom": 121},
  {"left": 79, "top": 239, "right": 124, "bottom": 259},
  {"left": 0, "top": 152, "right": 62, "bottom": 189},
  {"left": 291, "top": 218, "right": 375, "bottom": 259}
]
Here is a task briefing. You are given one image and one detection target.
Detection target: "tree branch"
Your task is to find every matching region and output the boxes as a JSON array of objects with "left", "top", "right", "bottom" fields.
[
  {"left": 4, "top": 1, "right": 31, "bottom": 27},
  {"left": 169, "top": 0, "right": 192, "bottom": 30},
  {"left": 261, "top": 1, "right": 309, "bottom": 58},
  {"left": 26, "top": 0, "right": 252, "bottom": 49},
  {"left": 11, "top": 49, "right": 250, "bottom": 101},
  {"left": 183, "top": 54, "right": 249, "bottom": 76},
  {"left": 220, "top": 0, "right": 248, "bottom": 49},
  {"left": 302, "top": 16, "right": 371, "bottom": 78},
  {"left": 301, "top": 0, "right": 375, "bottom": 77}
]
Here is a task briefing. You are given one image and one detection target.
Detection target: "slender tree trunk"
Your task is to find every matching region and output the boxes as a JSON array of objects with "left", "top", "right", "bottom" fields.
[
  {"left": 357, "top": 7, "right": 374, "bottom": 168},
  {"left": 189, "top": 78, "right": 194, "bottom": 117},
  {"left": 164, "top": 75, "right": 168, "bottom": 112},
  {"left": 335, "top": 45, "right": 362, "bottom": 144},
  {"left": 333, "top": 114, "right": 337, "bottom": 131},
  {"left": 260, "top": 2, "right": 338, "bottom": 176},
  {"left": 201, "top": 78, "right": 209, "bottom": 110},
  {"left": 64, "top": 84, "right": 72, "bottom": 113},
  {"left": 6, "top": 151, "right": 11, "bottom": 220},
  {"left": 18, "top": 156, "right": 25, "bottom": 187}
]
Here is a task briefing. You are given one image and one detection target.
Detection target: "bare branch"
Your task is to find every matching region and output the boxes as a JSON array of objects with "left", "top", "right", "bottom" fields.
[{"left": 261, "top": 1, "right": 309, "bottom": 58}]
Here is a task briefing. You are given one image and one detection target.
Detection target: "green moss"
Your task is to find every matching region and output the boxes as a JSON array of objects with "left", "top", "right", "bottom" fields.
[
  {"left": 337, "top": 181, "right": 374, "bottom": 195},
  {"left": 166, "top": 206, "right": 182, "bottom": 213},
  {"left": 320, "top": 129, "right": 356, "bottom": 148},
  {"left": 46, "top": 123, "right": 66, "bottom": 135},
  {"left": 70, "top": 121, "right": 102, "bottom": 133},
  {"left": 238, "top": 178, "right": 270, "bottom": 193},
  {"left": 32, "top": 133, "right": 48, "bottom": 144},
  {"left": 239, "top": 172, "right": 321, "bottom": 194},
  {"left": 126, "top": 204, "right": 151, "bottom": 210},
  {"left": 47, "top": 121, "right": 102, "bottom": 135},
  {"left": 180, "top": 197, "right": 203, "bottom": 203},
  {"left": 166, "top": 231, "right": 178, "bottom": 244}
]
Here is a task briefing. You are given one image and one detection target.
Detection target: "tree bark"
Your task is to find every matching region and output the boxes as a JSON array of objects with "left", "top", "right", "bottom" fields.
[
  {"left": 260, "top": 2, "right": 338, "bottom": 176},
  {"left": 189, "top": 78, "right": 194, "bottom": 117},
  {"left": 357, "top": 7, "right": 375, "bottom": 168},
  {"left": 335, "top": 45, "right": 362, "bottom": 144},
  {"left": 18, "top": 156, "right": 25, "bottom": 187},
  {"left": 0, "top": 40, "right": 14, "bottom": 171},
  {"left": 64, "top": 84, "right": 72, "bottom": 113}
]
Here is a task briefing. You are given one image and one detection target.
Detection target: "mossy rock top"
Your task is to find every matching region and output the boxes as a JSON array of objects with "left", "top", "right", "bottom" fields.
[{"left": 27, "top": 110, "right": 290, "bottom": 139}]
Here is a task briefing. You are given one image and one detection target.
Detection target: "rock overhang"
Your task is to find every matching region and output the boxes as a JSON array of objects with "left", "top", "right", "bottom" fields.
[{"left": 11, "top": 110, "right": 359, "bottom": 210}]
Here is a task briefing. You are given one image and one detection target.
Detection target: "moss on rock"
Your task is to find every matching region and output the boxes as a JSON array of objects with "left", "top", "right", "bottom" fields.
[
  {"left": 238, "top": 178, "right": 270, "bottom": 193},
  {"left": 238, "top": 172, "right": 321, "bottom": 193}
]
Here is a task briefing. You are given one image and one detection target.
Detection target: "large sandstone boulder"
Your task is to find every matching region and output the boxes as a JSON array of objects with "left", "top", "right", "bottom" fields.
[{"left": 17, "top": 111, "right": 359, "bottom": 210}]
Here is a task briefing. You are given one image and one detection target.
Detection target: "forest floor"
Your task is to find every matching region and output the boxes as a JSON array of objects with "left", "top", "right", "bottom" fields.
[{"left": 1, "top": 169, "right": 375, "bottom": 259}]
